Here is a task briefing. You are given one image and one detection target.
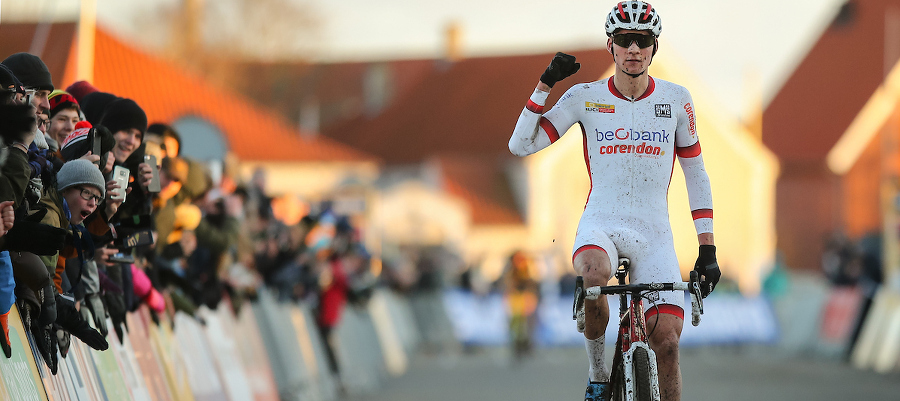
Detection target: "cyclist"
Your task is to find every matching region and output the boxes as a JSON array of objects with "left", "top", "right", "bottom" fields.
[{"left": 508, "top": 2, "right": 720, "bottom": 400}]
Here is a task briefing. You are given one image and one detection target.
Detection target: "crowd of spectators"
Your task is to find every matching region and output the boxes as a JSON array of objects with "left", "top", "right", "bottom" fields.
[{"left": 0, "top": 51, "right": 375, "bottom": 378}]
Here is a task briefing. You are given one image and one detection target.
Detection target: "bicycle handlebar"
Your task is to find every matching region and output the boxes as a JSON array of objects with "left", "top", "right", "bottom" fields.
[{"left": 583, "top": 275, "right": 705, "bottom": 326}]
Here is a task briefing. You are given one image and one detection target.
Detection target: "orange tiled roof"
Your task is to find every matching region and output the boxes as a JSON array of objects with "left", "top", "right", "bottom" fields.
[
  {"left": 0, "top": 23, "right": 374, "bottom": 163},
  {"left": 235, "top": 59, "right": 435, "bottom": 131},
  {"left": 323, "top": 50, "right": 612, "bottom": 165},
  {"left": 763, "top": 1, "right": 893, "bottom": 162},
  {"left": 0, "top": 23, "right": 75, "bottom": 90},
  {"left": 83, "top": 27, "right": 377, "bottom": 163}
]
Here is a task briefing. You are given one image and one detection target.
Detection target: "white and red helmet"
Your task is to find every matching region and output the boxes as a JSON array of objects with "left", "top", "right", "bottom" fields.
[{"left": 605, "top": 1, "right": 662, "bottom": 37}]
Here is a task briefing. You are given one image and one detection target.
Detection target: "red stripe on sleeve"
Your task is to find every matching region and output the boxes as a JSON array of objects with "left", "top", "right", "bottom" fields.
[
  {"left": 526, "top": 99, "right": 544, "bottom": 114},
  {"left": 645, "top": 304, "right": 684, "bottom": 320},
  {"left": 540, "top": 117, "right": 560, "bottom": 143},
  {"left": 676, "top": 142, "right": 701, "bottom": 158},
  {"left": 691, "top": 209, "right": 713, "bottom": 220}
]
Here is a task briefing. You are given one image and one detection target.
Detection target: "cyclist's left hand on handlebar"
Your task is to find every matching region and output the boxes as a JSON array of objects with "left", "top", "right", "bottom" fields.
[{"left": 693, "top": 245, "right": 720, "bottom": 298}]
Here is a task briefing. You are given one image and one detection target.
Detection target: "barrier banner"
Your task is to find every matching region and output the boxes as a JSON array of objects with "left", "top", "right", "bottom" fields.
[
  {"left": 819, "top": 286, "right": 863, "bottom": 343},
  {"left": 172, "top": 312, "right": 226, "bottom": 401},
  {"left": 56, "top": 340, "right": 107, "bottom": 401},
  {"left": 335, "top": 307, "right": 385, "bottom": 394},
  {"left": 380, "top": 291, "right": 420, "bottom": 354},
  {"left": 443, "top": 290, "right": 509, "bottom": 346},
  {"left": 90, "top": 329, "right": 133, "bottom": 401},
  {"left": 198, "top": 307, "right": 253, "bottom": 401},
  {"left": 367, "top": 290, "right": 409, "bottom": 376},
  {"left": 287, "top": 304, "right": 337, "bottom": 401},
  {"left": 0, "top": 304, "right": 47, "bottom": 401},
  {"left": 146, "top": 311, "right": 194, "bottom": 401},
  {"left": 125, "top": 310, "right": 173, "bottom": 401},
  {"left": 233, "top": 306, "right": 279, "bottom": 401},
  {"left": 252, "top": 290, "right": 315, "bottom": 401}
]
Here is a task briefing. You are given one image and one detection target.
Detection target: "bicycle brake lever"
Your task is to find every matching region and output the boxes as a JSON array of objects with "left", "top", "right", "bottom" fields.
[
  {"left": 573, "top": 276, "right": 584, "bottom": 320},
  {"left": 689, "top": 271, "right": 704, "bottom": 326}
]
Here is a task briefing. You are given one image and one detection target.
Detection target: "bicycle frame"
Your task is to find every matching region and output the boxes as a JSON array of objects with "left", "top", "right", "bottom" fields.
[{"left": 579, "top": 258, "right": 703, "bottom": 401}]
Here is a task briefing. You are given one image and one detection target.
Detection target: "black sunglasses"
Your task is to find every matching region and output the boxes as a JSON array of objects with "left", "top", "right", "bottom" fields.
[{"left": 612, "top": 33, "right": 655, "bottom": 49}]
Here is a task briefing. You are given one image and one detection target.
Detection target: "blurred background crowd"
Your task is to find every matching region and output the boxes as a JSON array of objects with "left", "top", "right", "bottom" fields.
[{"left": 0, "top": 51, "right": 399, "bottom": 379}]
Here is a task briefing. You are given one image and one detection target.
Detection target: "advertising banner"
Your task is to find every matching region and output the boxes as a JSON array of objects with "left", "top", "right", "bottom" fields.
[
  {"left": 125, "top": 310, "right": 173, "bottom": 401},
  {"left": 0, "top": 304, "right": 47, "bottom": 401},
  {"left": 234, "top": 306, "right": 279, "bottom": 401},
  {"left": 146, "top": 310, "right": 195, "bottom": 401},
  {"left": 172, "top": 312, "right": 226, "bottom": 401},
  {"left": 199, "top": 307, "right": 253, "bottom": 401}
]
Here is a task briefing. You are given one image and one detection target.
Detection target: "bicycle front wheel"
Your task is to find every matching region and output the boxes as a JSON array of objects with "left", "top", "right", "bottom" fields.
[{"left": 632, "top": 348, "right": 653, "bottom": 401}]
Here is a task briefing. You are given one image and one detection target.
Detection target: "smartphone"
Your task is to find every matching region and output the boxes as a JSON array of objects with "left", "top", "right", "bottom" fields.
[
  {"left": 111, "top": 165, "right": 129, "bottom": 202},
  {"left": 144, "top": 155, "right": 161, "bottom": 193},
  {"left": 120, "top": 229, "right": 154, "bottom": 249},
  {"left": 108, "top": 253, "right": 135, "bottom": 264},
  {"left": 91, "top": 130, "right": 102, "bottom": 167}
]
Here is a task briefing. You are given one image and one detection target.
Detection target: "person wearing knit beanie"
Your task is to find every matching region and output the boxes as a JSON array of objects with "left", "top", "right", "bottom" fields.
[
  {"left": 1, "top": 53, "right": 53, "bottom": 114},
  {"left": 56, "top": 159, "right": 106, "bottom": 225},
  {"left": 47, "top": 91, "right": 80, "bottom": 148},
  {"left": 60, "top": 122, "right": 116, "bottom": 174},
  {"left": 99, "top": 98, "right": 146, "bottom": 164},
  {"left": 79, "top": 92, "right": 118, "bottom": 126},
  {"left": 0, "top": 65, "right": 25, "bottom": 105},
  {"left": 147, "top": 123, "right": 182, "bottom": 158},
  {"left": 64, "top": 81, "right": 99, "bottom": 103}
]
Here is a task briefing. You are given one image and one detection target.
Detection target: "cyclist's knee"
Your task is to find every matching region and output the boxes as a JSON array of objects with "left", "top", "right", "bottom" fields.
[{"left": 575, "top": 250, "right": 611, "bottom": 287}]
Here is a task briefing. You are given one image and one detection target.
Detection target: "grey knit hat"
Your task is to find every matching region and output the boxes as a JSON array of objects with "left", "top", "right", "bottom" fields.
[{"left": 57, "top": 159, "right": 106, "bottom": 198}]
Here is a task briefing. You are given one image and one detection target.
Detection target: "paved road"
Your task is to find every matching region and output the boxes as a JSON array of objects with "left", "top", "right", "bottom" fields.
[{"left": 347, "top": 346, "right": 900, "bottom": 401}]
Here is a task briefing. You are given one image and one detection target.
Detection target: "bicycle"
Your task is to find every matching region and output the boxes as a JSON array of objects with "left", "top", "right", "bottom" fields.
[{"left": 573, "top": 257, "right": 704, "bottom": 401}]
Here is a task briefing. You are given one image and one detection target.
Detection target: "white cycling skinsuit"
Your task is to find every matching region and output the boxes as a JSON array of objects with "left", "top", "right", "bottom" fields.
[{"left": 508, "top": 76, "right": 713, "bottom": 316}]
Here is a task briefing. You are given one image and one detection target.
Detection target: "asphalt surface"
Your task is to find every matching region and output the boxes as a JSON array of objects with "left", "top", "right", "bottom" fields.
[{"left": 346, "top": 346, "right": 900, "bottom": 401}]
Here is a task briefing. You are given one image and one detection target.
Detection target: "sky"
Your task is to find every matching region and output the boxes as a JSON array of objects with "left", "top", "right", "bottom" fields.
[{"left": 2, "top": 0, "right": 846, "bottom": 118}]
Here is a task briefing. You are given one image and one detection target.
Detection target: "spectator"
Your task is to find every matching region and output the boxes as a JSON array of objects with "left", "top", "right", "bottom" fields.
[
  {"left": 46, "top": 91, "right": 81, "bottom": 151},
  {"left": 79, "top": 91, "right": 117, "bottom": 126},
  {"left": 64, "top": 80, "right": 99, "bottom": 103},
  {"left": 146, "top": 123, "right": 182, "bottom": 158},
  {"left": 1, "top": 53, "right": 53, "bottom": 116}
]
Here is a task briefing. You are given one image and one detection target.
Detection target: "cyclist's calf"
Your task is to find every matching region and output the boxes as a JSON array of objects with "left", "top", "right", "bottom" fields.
[{"left": 646, "top": 312, "right": 684, "bottom": 399}]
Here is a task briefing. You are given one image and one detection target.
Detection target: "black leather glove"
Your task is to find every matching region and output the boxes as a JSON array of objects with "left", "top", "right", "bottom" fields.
[
  {"left": 54, "top": 294, "right": 109, "bottom": 351},
  {"left": 693, "top": 245, "right": 720, "bottom": 298},
  {"left": 540, "top": 52, "right": 581, "bottom": 88},
  {"left": 55, "top": 325, "right": 71, "bottom": 359},
  {"left": 4, "top": 208, "right": 66, "bottom": 255},
  {"left": 81, "top": 293, "right": 108, "bottom": 337},
  {"left": 38, "top": 282, "right": 57, "bottom": 327},
  {"left": 31, "top": 323, "right": 57, "bottom": 374},
  {"left": 103, "top": 263, "right": 128, "bottom": 344}
]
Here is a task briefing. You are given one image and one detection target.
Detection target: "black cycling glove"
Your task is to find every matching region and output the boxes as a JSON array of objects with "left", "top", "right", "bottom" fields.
[
  {"left": 55, "top": 294, "right": 109, "bottom": 351},
  {"left": 693, "top": 245, "right": 720, "bottom": 298},
  {"left": 540, "top": 52, "right": 581, "bottom": 88}
]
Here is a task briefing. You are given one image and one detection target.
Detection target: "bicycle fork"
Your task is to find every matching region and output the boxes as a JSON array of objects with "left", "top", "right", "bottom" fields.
[{"left": 615, "top": 260, "right": 661, "bottom": 401}]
